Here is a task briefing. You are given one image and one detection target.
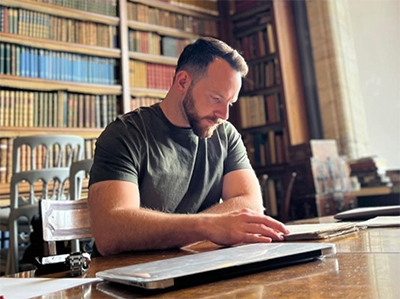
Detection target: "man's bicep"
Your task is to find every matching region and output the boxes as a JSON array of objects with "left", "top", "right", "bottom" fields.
[
  {"left": 222, "top": 169, "right": 262, "bottom": 202},
  {"left": 88, "top": 180, "right": 140, "bottom": 216}
]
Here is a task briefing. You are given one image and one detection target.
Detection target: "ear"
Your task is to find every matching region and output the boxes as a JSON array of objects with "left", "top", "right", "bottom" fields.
[{"left": 174, "top": 70, "right": 192, "bottom": 93}]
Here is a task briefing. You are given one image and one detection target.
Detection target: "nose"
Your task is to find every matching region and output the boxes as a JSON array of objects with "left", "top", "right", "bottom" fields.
[{"left": 215, "top": 103, "right": 230, "bottom": 121}]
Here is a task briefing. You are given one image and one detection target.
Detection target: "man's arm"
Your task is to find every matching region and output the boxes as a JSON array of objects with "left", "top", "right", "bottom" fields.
[
  {"left": 88, "top": 178, "right": 289, "bottom": 256},
  {"left": 204, "top": 169, "right": 264, "bottom": 214}
]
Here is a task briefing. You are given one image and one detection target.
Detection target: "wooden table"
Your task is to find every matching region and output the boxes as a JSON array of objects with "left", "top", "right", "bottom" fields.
[{"left": 6, "top": 222, "right": 400, "bottom": 299}]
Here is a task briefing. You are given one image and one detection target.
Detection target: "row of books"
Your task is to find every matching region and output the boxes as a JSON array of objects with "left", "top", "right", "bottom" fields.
[
  {"left": 128, "top": 30, "right": 190, "bottom": 58},
  {"left": 348, "top": 156, "right": 392, "bottom": 188},
  {"left": 0, "top": 6, "right": 117, "bottom": 48},
  {"left": 131, "top": 97, "right": 161, "bottom": 111},
  {"left": 0, "top": 42, "right": 118, "bottom": 84},
  {"left": 239, "top": 94, "right": 282, "bottom": 129},
  {"left": 129, "top": 60, "right": 175, "bottom": 90},
  {"left": 127, "top": 2, "right": 218, "bottom": 37},
  {"left": 244, "top": 130, "right": 286, "bottom": 167},
  {"left": 31, "top": 0, "right": 118, "bottom": 17},
  {"left": 235, "top": 25, "right": 276, "bottom": 60},
  {"left": 242, "top": 59, "right": 280, "bottom": 92},
  {"left": 0, "top": 136, "right": 97, "bottom": 184},
  {"left": 0, "top": 89, "right": 118, "bottom": 128}
]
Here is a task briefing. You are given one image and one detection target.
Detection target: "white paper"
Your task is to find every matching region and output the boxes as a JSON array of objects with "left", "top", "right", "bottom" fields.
[
  {"left": 356, "top": 216, "right": 400, "bottom": 227},
  {"left": 0, "top": 277, "right": 100, "bottom": 299}
]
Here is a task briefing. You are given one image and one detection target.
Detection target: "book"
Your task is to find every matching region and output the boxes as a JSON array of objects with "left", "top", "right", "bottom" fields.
[
  {"left": 356, "top": 216, "right": 400, "bottom": 228},
  {"left": 284, "top": 222, "right": 358, "bottom": 241},
  {"left": 334, "top": 206, "right": 400, "bottom": 221}
]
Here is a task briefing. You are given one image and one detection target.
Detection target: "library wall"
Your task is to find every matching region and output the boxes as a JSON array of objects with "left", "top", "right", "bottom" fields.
[
  {"left": 305, "top": 0, "right": 369, "bottom": 160},
  {"left": 347, "top": 0, "right": 400, "bottom": 170}
]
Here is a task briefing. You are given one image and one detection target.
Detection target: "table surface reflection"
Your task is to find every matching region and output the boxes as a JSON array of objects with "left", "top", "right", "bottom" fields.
[{"left": 6, "top": 220, "right": 400, "bottom": 299}]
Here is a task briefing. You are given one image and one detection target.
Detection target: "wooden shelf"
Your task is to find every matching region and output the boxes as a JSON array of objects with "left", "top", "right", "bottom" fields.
[
  {"left": 131, "top": 0, "right": 219, "bottom": 18},
  {"left": 0, "top": 75, "right": 122, "bottom": 95},
  {"left": 240, "top": 86, "right": 281, "bottom": 97},
  {"left": 349, "top": 186, "right": 392, "bottom": 197},
  {"left": 246, "top": 53, "right": 277, "bottom": 65},
  {"left": 127, "top": 20, "right": 200, "bottom": 39},
  {"left": 129, "top": 52, "right": 178, "bottom": 66},
  {"left": 0, "top": 33, "right": 121, "bottom": 58},
  {"left": 0, "top": 127, "right": 103, "bottom": 139},
  {"left": 241, "top": 122, "right": 285, "bottom": 135},
  {"left": 0, "top": 0, "right": 120, "bottom": 25},
  {"left": 130, "top": 87, "right": 168, "bottom": 98},
  {"left": 230, "top": 3, "right": 271, "bottom": 21}
]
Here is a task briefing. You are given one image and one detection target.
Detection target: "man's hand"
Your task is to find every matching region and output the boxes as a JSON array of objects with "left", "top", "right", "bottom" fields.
[{"left": 203, "top": 208, "right": 290, "bottom": 246}]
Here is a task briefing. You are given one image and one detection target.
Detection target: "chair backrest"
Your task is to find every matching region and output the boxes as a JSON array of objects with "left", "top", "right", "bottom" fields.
[
  {"left": 12, "top": 135, "right": 85, "bottom": 173},
  {"left": 10, "top": 168, "right": 70, "bottom": 209},
  {"left": 69, "top": 159, "right": 93, "bottom": 201},
  {"left": 40, "top": 199, "right": 92, "bottom": 256}
]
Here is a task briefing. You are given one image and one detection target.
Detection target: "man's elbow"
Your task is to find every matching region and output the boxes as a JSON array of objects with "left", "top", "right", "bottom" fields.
[{"left": 93, "top": 230, "right": 119, "bottom": 256}]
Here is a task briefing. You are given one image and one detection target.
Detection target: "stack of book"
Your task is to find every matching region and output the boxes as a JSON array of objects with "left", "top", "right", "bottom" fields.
[{"left": 348, "top": 156, "right": 392, "bottom": 188}]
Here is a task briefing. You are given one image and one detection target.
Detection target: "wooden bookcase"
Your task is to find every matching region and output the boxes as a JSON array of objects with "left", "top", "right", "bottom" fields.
[
  {"left": 0, "top": 0, "right": 309, "bottom": 220},
  {"left": 225, "top": 0, "right": 310, "bottom": 219},
  {"left": 0, "top": 0, "right": 219, "bottom": 197}
]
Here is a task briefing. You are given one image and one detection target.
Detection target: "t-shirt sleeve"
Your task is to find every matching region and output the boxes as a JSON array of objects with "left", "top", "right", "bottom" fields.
[
  {"left": 223, "top": 122, "right": 253, "bottom": 175},
  {"left": 89, "top": 118, "right": 141, "bottom": 186}
]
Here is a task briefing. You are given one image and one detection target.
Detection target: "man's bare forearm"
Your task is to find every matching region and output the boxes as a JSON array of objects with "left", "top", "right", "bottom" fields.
[{"left": 93, "top": 207, "right": 212, "bottom": 256}]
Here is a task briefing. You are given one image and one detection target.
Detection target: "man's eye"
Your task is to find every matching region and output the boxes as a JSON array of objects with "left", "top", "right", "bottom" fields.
[{"left": 212, "top": 97, "right": 220, "bottom": 103}]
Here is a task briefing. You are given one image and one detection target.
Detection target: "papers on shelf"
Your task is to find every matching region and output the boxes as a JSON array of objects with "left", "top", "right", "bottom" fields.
[
  {"left": 356, "top": 216, "right": 400, "bottom": 228},
  {"left": 284, "top": 223, "right": 358, "bottom": 241}
]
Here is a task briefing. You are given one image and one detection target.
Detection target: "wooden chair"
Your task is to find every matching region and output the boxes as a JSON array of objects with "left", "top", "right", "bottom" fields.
[
  {"left": 280, "top": 172, "right": 297, "bottom": 223},
  {"left": 2, "top": 135, "right": 84, "bottom": 274},
  {"left": 68, "top": 158, "right": 93, "bottom": 252},
  {"left": 40, "top": 199, "right": 92, "bottom": 257}
]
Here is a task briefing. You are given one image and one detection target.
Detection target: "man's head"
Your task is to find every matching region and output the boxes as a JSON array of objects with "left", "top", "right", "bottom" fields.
[{"left": 175, "top": 38, "right": 248, "bottom": 139}]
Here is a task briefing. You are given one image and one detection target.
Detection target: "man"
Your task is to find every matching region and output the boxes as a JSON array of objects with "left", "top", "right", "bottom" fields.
[{"left": 88, "top": 37, "right": 290, "bottom": 256}]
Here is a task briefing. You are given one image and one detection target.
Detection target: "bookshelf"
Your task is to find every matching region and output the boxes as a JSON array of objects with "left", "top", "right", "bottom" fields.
[
  {"left": 226, "top": 0, "right": 310, "bottom": 219},
  {"left": 0, "top": 0, "right": 219, "bottom": 196},
  {"left": 0, "top": 0, "right": 310, "bottom": 221}
]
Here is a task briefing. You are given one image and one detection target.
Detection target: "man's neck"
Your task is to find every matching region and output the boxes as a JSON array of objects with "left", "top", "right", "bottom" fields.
[{"left": 160, "top": 92, "right": 190, "bottom": 128}]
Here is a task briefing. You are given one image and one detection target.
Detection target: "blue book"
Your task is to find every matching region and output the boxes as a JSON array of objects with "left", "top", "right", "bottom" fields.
[
  {"left": 44, "top": 50, "right": 48, "bottom": 79},
  {"left": 66, "top": 53, "right": 71, "bottom": 82},
  {"left": 25, "top": 47, "right": 30, "bottom": 77},
  {"left": 30, "top": 48, "right": 35, "bottom": 78},
  {"left": 34, "top": 49, "right": 39, "bottom": 78},
  {"left": 60, "top": 53, "right": 65, "bottom": 81}
]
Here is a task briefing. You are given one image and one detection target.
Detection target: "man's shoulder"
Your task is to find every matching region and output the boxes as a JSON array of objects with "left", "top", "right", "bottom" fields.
[
  {"left": 120, "top": 104, "right": 161, "bottom": 123},
  {"left": 216, "top": 121, "right": 240, "bottom": 137}
]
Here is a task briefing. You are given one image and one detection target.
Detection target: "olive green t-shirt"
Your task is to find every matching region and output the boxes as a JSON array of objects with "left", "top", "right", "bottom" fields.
[{"left": 89, "top": 103, "right": 252, "bottom": 213}]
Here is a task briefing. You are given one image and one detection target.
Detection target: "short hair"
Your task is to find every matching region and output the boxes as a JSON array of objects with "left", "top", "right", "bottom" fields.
[{"left": 174, "top": 37, "right": 248, "bottom": 83}]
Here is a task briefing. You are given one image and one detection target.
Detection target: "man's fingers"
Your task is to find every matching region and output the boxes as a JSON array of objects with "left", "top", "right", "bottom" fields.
[
  {"left": 240, "top": 212, "right": 290, "bottom": 234},
  {"left": 245, "top": 223, "right": 285, "bottom": 241}
]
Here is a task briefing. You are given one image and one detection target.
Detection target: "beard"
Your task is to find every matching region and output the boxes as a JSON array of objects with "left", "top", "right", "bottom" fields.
[{"left": 182, "top": 88, "right": 223, "bottom": 139}]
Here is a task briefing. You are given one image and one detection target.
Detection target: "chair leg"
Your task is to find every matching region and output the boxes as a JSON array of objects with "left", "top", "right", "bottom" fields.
[
  {"left": 71, "top": 240, "right": 80, "bottom": 253},
  {"left": 6, "top": 219, "right": 19, "bottom": 274}
]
